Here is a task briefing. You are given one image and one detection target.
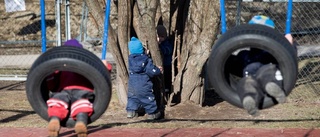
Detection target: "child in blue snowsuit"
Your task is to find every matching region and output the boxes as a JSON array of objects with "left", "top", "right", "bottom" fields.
[
  {"left": 226, "top": 15, "right": 296, "bottom": 116},
  {"left": 126, "top": 37, "right": 163, "bottom": 120}
]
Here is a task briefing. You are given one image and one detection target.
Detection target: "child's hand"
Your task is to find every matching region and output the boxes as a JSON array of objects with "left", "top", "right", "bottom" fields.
[
  {"left": 158, "top": 66, "right": 163, "bottom": 73},
  {"left": 285, "top": 34, "right": 293, "bottom": 45},
  {"left": 145, "top": 49, "right": 150, "bottom": 55},
  {"left": 102, "top": 60, "right": 112, "bottom": 72}
]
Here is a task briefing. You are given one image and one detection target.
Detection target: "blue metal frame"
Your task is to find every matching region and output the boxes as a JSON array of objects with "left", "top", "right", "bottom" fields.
[
  {"left": 40, "top": 0, "right": 112, "bottom": 59},
  {"left": 220, "top": 0, "right": 227, "bottom": 34},
  {"left": 101, "top": 0, "right": 111, "bottom": 60},
  {"left": 285, "top": 0, "right": 293, "bottom": 34},
  {"left": 219, "top": 0, "right": 293, "bottom": 34},
  {"left": 40, "top": 0, "right": 46, "bottom": 53}
]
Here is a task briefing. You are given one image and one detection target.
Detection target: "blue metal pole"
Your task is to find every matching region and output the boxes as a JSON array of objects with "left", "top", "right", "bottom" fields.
[
  {"left": 40, "top": 0, "right": 47, "bottom": 53},
  {"left": 220, "top": 0, "right": 227, "bottom": 34},
  {"left": 101, "top": 0, "right": 111, "bottom": 60},
  {"left": 285, "top": 0, "right": 293, "bottom": 34}
]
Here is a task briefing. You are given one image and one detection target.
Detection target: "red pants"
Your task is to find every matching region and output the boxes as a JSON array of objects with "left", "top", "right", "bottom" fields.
[{"left": 47, "top": 89, "right": 94, "bottom": 120}]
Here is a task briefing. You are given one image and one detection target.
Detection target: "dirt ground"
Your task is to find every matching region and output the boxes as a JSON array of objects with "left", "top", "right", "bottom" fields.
[{"left": 0, "top": 79, "right": 319, "bottom": 129}]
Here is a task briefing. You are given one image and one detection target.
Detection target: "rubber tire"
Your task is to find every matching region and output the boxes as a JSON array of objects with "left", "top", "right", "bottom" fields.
[
  {"left": 26, "top": 46, "right": 112, "bottom": 127},
  {"left": 207, "top": 24, "right": 298, "bottom": 109}
]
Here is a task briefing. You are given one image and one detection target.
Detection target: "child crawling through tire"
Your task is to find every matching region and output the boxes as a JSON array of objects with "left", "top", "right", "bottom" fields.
[
  {"left": 225, "top": 15, "right": 297, "bottom": 116},
  {"left": 45, "top": 39, "right": 112, "bottom": 137}
]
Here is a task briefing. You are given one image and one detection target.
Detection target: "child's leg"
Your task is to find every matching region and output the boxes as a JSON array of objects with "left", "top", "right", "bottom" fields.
[
  {"left": 163, "top": 65, "right": 172, "bottom": 100},
  {"left": 255, "top": 64, "right": 286, "bottom": 103},
  {"left": 74, "top": 112, "right": 88, "bottom": 137},
  {"left": 70, "top": 89, "right": 94, "bottom": 119},
  {"left": 47, "top": 90, "right": 71, "bottom": 137},
  {"left": 236, "top": 76, "right": 263, "bottom": 116},
  {"left": 70, "top": 89, "right": 94, "bottom": 136},
  {"left": 126, "top": 90, "right": 140, "bottom": 118},
  {"left": 48, "top": 116, "right": 60, "bottom": 137},
  {"left": 138, "top": 91, "right": 160, "bottom": 120}
]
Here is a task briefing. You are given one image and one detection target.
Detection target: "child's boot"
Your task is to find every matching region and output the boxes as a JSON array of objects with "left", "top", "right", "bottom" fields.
[
  {"left": 265, "top": 81, "right": 286, "bottom": 103},
  {"left": 48, "top": 116, "right": 60, "bottom": 137},
  {"left": 75, "top": 113, "right": 88, "bottom": 137},
  {"left": 127, "top": 111, "right": 138, "bottom": 118},
  {"left": 147, "top": 111, "right": 161, "bottom": 120},
  {"left": 256, "top": 64, "right": 286, "bottom": 104},
  {"left": 237, "top": 76, "right": 263, "bottom": 116}
]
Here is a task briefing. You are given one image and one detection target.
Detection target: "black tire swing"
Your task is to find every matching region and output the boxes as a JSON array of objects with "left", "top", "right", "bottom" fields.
[
  {"left": 28, "top": 0, "right": 113, "bottom": 127},
  {"left": 206, "top": 0, "right": 297, "bottom": 109},
  {"left": 206, "top": 24, "right": 298, "bottom": 109},
  {"left": 26, "top": 46, "right": 112, "bottom": 127}
]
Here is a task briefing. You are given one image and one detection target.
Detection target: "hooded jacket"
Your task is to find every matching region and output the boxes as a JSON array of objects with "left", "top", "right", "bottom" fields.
[{"left": 128, "top": 53, "right": 161, "bottom": 91}]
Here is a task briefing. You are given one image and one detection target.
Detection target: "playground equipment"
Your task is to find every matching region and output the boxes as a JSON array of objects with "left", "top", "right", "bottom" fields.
[
  {"left": 26, "top": 46, "right": 112, "bottom": 127},
  {"left": 26, "top": 0, "right": 112, "bottom": 127},
  {"left": 206, "top": 0, "right": 298, "bottom": 109}
]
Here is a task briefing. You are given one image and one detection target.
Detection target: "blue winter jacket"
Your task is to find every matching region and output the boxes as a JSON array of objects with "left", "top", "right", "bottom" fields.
[
  {"left": 159, "top": 39, "right": 173, "bottom": 66},
  {"left": 128, "top": 53, "right": 161, "bottom": 91}
]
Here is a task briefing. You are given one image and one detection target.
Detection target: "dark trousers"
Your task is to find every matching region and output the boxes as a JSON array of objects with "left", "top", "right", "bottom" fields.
[
  {"left": 255, "top": 63, "right": 284, "bottom": 92},
  {"left": 51, "top": 89, "right": 94, "bottom": 104},
  {"left": 163, "top": 65, "right": 172, "bottom": 92},
  {"left": 126, "top": 88, "right": 158, "bottom": 114},
  {"left": 48, "top": 89, "right": 94, "bottom": 120},
  {"left": 236, "top": 63, "right": 283, "bottom": 107}
]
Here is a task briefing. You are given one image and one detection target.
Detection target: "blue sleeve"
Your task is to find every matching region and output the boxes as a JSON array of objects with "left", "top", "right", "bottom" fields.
[
  {"left": 243, "top": 62, "right": 263, "bottom": 76},
  {"left": 145, "top": 58, "right": 161, "bottom": 77}
]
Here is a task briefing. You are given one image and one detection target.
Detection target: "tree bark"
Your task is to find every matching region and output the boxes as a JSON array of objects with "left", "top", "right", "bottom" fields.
[
  {"left": 118, "top": 0, "right": 130, "bottom": 68},
  {"left": 135, "top": 0, "right": 161, "bottom": 65},
  {"left": 158, "top": 0, "right": 170, "bottom": 32},
  {"left": 85, "top": 0, "right": 129, "bottom": 106},
  {"left": 85, "top": 0, "right": 221, "bottom": 107},
  {"left": 173, "top": 0, "right": 220, "bottom": 105}
]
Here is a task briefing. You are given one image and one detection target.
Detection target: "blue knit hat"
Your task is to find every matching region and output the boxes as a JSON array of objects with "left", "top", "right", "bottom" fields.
[
  {"left": 63, "top": 39, "right": 83, "bottom": 48},
  {"left": 128, "top": 37, "right": 144, "bottom": 54},
  {"left": 248, "top": 15, "right": 275, "bottom": 29}
]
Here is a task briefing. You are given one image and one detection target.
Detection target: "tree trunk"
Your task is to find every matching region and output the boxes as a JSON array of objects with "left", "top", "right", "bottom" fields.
[
  {"left": 173, "top": 0, "right": 220, "bottom": 105},
  {"left": 84, "top": 0, "right": 129, "bottom": 106},
  {"left": 159, "top": 0, "right": 170, "bottom": 32},
  {"left": 85, "top": 0, "right": 221, "bottom": 107},
  {"left": 115, "top": 0, "right": 132, "bottom": 106},
  {"left": 135, "top": 0, "right": 161, "bottom": 64},
  {"left": 118, "top": 0, "right": 130, "bottom": 68}
]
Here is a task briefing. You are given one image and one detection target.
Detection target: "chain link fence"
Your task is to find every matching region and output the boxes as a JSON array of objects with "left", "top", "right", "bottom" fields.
[{"left": 0, "top": 0, "right": 103, "bottom": 81}]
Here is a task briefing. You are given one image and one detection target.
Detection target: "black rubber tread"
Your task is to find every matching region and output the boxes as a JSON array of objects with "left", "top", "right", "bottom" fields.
[
  {"left": 26, "top": 46, "right": 112, "bottom": 127},
  {"left": 207, "top": 24, "right": 298, "bottom": 109}
]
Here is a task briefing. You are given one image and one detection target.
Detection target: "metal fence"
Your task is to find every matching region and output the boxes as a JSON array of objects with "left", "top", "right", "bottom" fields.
[
  {"left": 226, "top": 1, "right": 320, "bottom": 45},
  {"left": 0, "top": 1, "right": 320, "bottom": 104},
  {"left": 0, "top": 0, "right": 104, "bottom": 81}
]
